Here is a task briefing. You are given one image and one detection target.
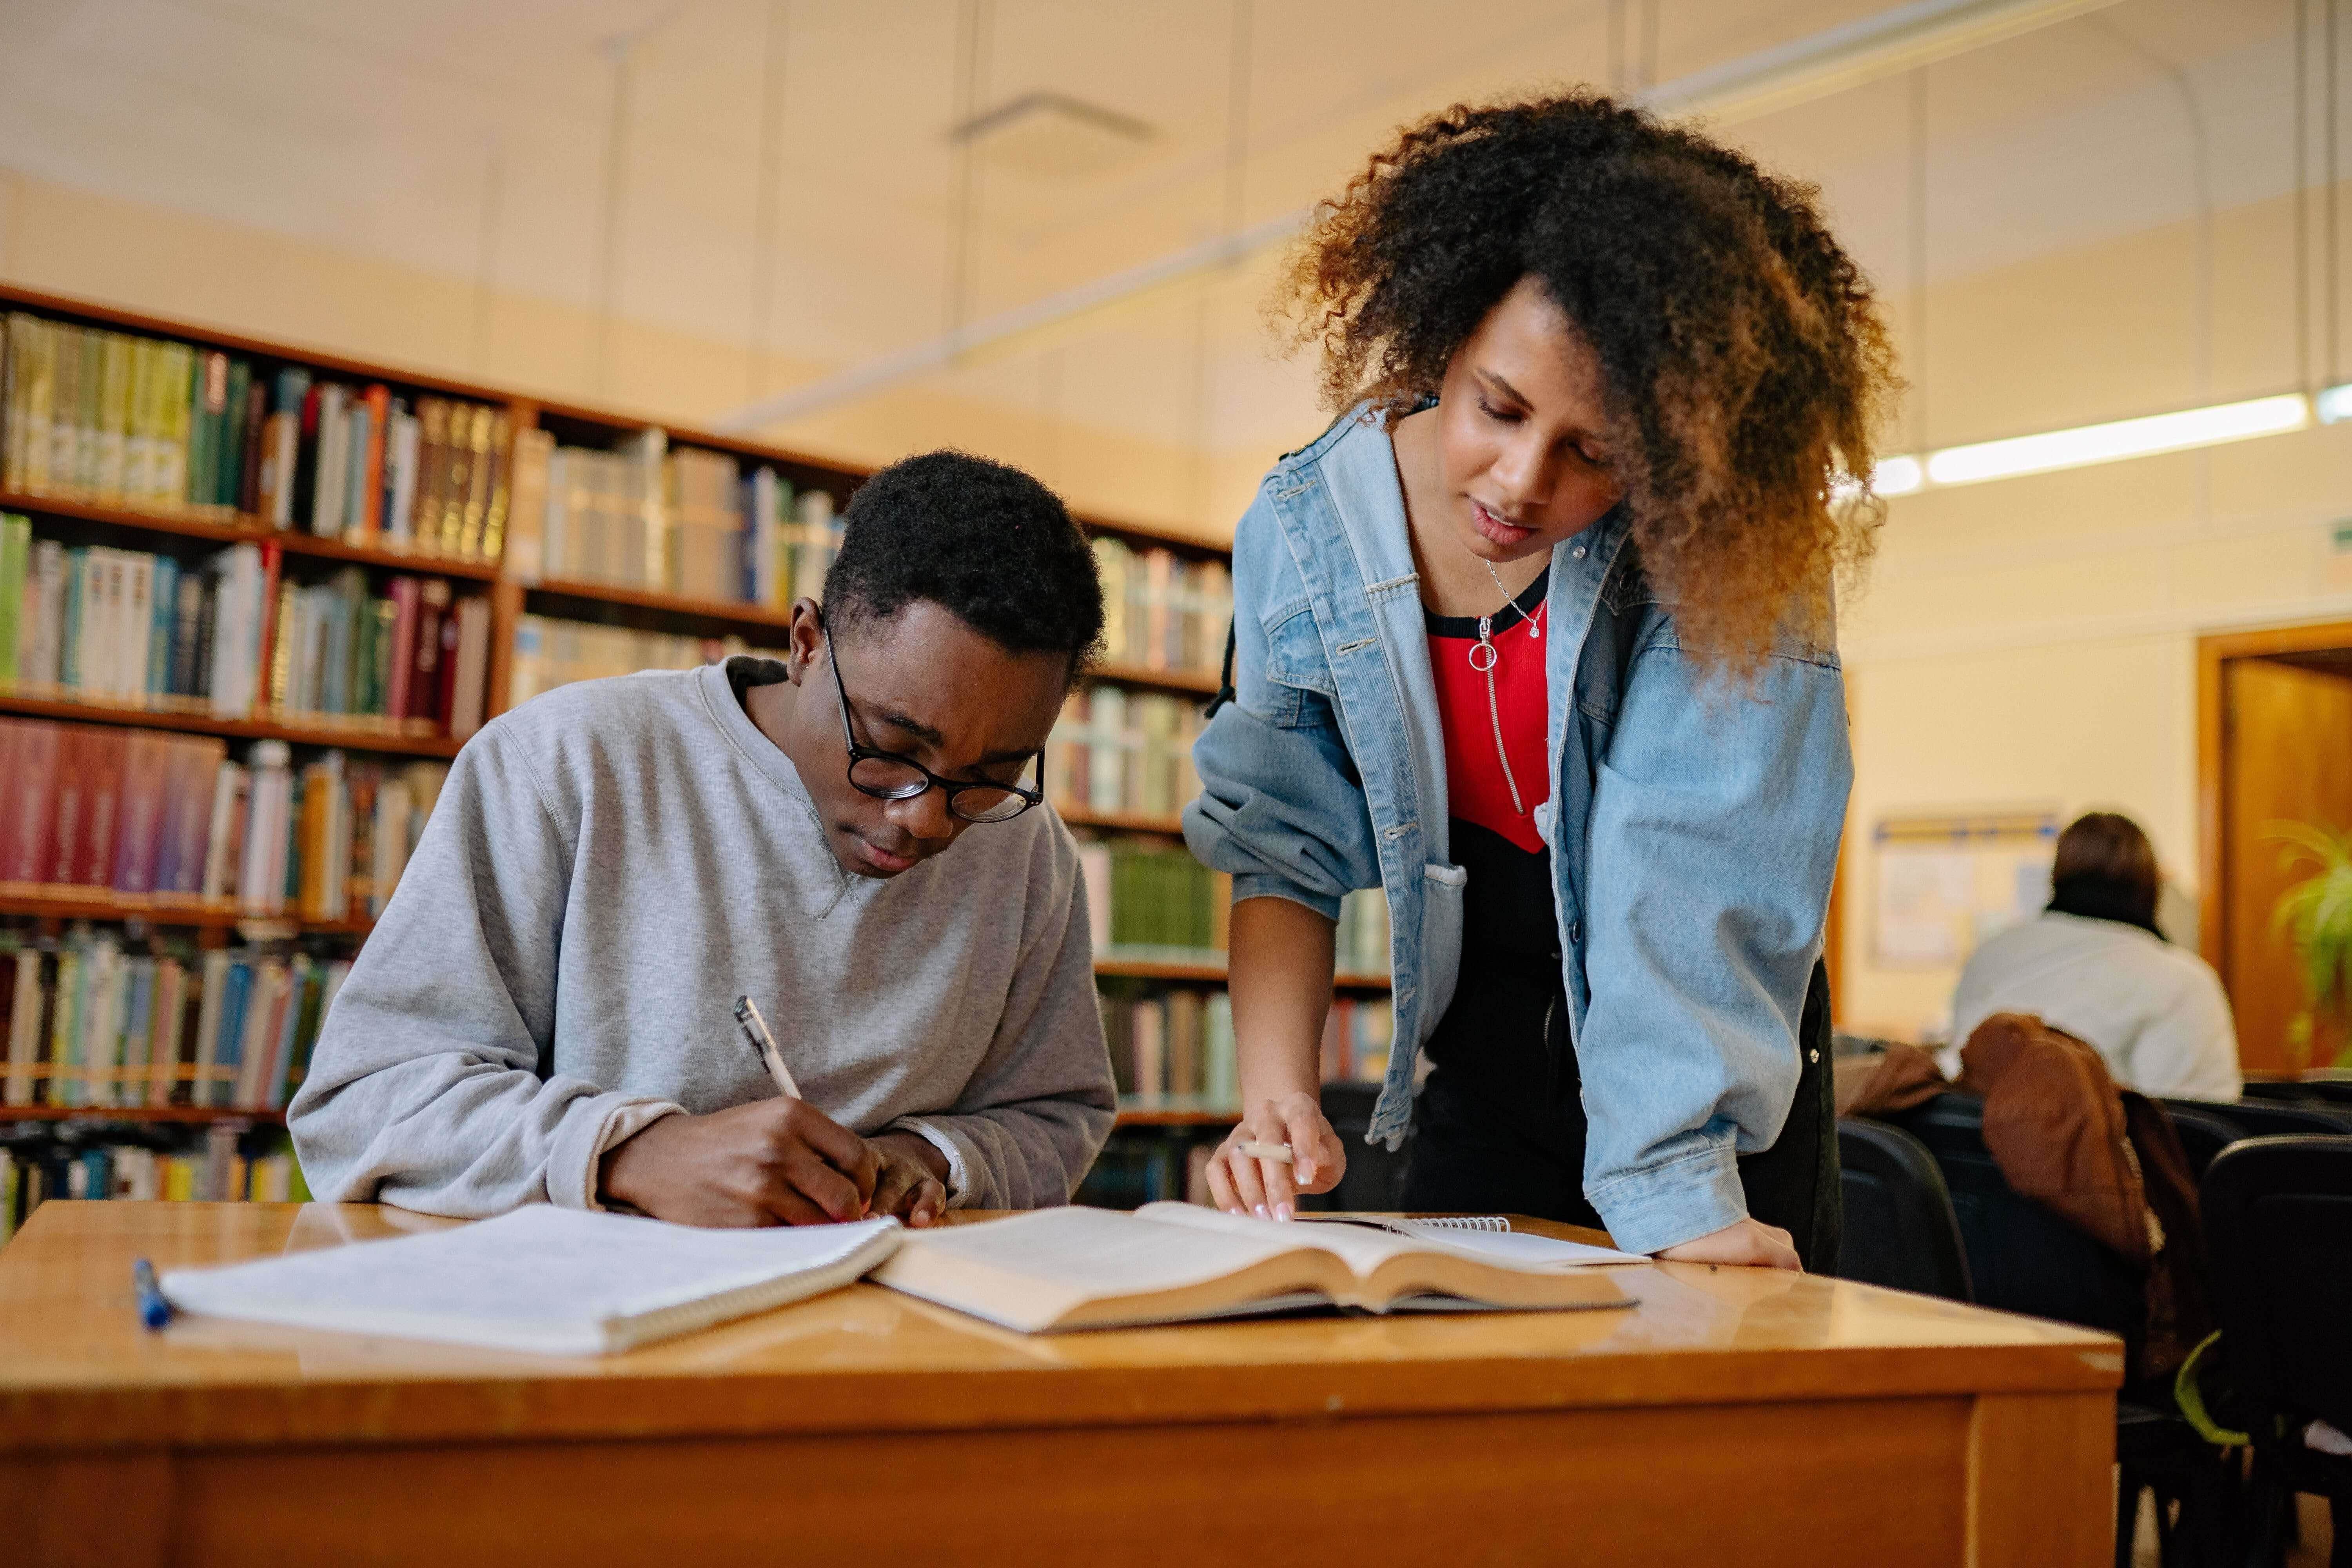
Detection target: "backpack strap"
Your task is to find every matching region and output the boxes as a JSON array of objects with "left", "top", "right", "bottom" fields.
[{"left": 1204, "top": 622, "right": 1238, "bottom": 719}]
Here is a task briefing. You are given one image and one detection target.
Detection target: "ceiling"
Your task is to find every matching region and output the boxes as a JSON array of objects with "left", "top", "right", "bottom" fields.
[{"left": 0, "top": 0, "right": 2327, "bottom": 468}]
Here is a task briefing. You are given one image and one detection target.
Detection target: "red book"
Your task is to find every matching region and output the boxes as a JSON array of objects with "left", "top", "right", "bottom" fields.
[
  {"left": 358, "top": 384, "right": 390, "bottom": 540},
  {"left": 0, "top": 721, "right": 31, "bottom": 883},
  {"left": 436, "top": 599, "right": 463, "bottom": 734},
  {"left": 111, "top": 730, "right": 174, "bottom": 894},
  {"left": 70, "top": 728, "right": 129, "bottom": 888},
  {"left": 253, "top": 541, "right": 283, "bottom": 708},
  {"left": 411, "top": 579, "right": 450, "bottom": 732},
  {"left": 45, "top": 727, "right": 87, "bottom": 885},
  {"left": 16, "top": 724, "right": 61, "bottom": 880},
  {"left": 385, "top": 576, "right": 419, "bottom": 722}
]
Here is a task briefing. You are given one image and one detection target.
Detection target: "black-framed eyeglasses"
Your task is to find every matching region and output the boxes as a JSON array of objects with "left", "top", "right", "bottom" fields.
[{"left": 825, "top": 632, "right": 1044, "bottom": 824}]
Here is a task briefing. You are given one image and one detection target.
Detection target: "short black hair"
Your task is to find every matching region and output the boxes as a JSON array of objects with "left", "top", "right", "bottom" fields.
[{"left": 824, "top": 450, "right": 1103, "bottom": 673}]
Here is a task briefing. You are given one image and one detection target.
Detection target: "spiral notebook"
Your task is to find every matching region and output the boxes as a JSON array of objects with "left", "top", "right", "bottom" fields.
[{"left": 158, "top": 1206, "right": 905, "bottom": 1355}]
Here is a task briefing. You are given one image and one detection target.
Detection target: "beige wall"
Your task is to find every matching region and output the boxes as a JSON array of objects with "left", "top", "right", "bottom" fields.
[{"left": 1840, "top": 182, "right": 2352, "bottom": 1039}]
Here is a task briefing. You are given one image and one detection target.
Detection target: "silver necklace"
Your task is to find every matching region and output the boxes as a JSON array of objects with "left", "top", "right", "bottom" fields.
[{"left": 1465, "top": 558, "right": 1546, "bottom": 817}]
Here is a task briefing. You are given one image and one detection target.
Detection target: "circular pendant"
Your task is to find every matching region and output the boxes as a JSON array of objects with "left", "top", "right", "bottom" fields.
[
  {"left": 1468, "top": 639, "right": 1499, "bottom": 673},
  {"left": 1528, "top": 622, "right": 1541, "bottom": 640}
]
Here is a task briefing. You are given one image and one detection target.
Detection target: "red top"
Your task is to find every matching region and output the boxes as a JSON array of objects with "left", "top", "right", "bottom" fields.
[{"left": 1426, "top": 572, "right": 1550, "bottom": 855}]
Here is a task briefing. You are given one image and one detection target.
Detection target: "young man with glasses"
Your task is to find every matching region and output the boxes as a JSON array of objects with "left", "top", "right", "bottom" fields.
[{"left": 291, "top": 452, "right": 1115, "bottom": 1228}]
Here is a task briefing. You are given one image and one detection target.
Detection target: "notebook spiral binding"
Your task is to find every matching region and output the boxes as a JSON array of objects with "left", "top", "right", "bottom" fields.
[{"left": 1415, "top": 1216, "right": 1510, "bottom": 1233}]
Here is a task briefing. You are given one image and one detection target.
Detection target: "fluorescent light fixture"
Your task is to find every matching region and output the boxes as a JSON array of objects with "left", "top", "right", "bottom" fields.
[
  {"left": 1872, "top": 455, "right": 1926, "bottom": 495},
  {"left": 1923, "top": 393, "right": 2310, "bottom": 486},
  {"left": 2319, "top": 383, "right": 2352, "bottom": 424}
]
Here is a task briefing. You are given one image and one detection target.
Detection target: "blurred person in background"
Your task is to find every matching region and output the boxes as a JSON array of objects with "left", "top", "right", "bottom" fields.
[{"left": 1946, "top": 811, "right": 2239, "bottom": 1100}]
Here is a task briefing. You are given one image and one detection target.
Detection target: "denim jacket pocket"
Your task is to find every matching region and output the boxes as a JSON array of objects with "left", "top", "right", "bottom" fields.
[
  {"left": 1415, "top": 861, "right": 1468, "bottom": 1051},
  {"left": 1261, "top": 603, "right": 1337, "bottom": 726}
]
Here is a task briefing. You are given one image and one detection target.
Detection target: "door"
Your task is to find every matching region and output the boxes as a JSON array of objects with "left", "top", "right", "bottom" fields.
[{"left": 2200, "top": 624, "right": 2352, "bottom": 1074}]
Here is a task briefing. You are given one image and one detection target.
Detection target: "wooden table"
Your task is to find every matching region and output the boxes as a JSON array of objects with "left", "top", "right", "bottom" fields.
[{"left": 0, "top": 1202, "right": 2122, "bottom": 1567}]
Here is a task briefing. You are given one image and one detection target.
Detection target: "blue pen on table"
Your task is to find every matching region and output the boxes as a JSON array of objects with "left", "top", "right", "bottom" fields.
[{"left": 132, "top": 1258, "right": 172, "bottom": 1330}]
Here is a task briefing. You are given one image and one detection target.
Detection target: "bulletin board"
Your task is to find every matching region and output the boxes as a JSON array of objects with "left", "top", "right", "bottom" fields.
[{"left": 1872, "top": 811, "right": 2059, "bottom": 968}]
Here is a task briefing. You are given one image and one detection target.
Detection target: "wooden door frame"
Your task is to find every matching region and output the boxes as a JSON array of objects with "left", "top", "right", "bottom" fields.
[{"left": 2195, "top": 618, "right": 2352, "bottom": 973}]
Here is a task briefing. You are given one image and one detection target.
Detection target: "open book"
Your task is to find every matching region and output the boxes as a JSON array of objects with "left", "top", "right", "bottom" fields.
[
  {"left": 871, "top": 1203, "right": 1641, "bottom": 1333},
  {"left": 158, "top": 1207, "right": 904, "bottom": 1355}
]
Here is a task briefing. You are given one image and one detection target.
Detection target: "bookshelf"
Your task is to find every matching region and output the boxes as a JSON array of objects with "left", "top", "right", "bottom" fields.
[
  {"left": 0, "top": 283, "right": 1383, "bottom": 1217},
  {"left": 0, "top": 692, "right": 464, "bottom": 758},
  {"left": 3, "top": 1104, "right": 282, "bottom": 1125}
]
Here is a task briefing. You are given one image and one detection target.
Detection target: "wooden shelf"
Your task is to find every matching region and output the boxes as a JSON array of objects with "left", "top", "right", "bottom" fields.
[
  {"left": 1114, "top": 1096, "right": 1243, "bottom": 1126},
  {"left": 0, "top": 491, "right": 501, "bottom": 581},
  {"left": 523, "top": 579, "right": 796, "bottom": 637},
  {"left": 1088, "top": 662, "right": 1221, "bottom": 697},
  {"left": 1059, "top": 805, "right": 1187, "bottom": 836},
  {"left": 0, "top": 1104, "right": 284, "bottom": 1125},
  {"left": 1094, "top": 954, "right": 1390, "bottom": 990},
  {"left": 0, "top": 691, "right": 464, "bottom": 758},
  {"left": 0, "top": 893, "right": 374, "bottom": 937}
]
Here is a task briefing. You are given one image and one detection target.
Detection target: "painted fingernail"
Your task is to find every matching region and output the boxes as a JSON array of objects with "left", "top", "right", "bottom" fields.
[
  {"left": 1254, "top": 1205, "right": 1270, "bottom": 1220},
  {"left": 1276, "top": 1203, "right": 1294, "bottom": 1222}
]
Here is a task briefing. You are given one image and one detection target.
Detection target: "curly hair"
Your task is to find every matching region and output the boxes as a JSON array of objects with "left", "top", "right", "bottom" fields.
[
  {"left": 827, "top": 450, "right": 1104, "bottom": 671},
  {"left": 1284, "top": 91, "right": 1899, "bottom": 673}
]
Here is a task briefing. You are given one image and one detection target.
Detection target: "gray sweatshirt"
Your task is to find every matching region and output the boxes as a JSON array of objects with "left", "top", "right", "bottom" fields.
[{"left": 289, "top": 659, "right": 1116, "bottom": 1217}]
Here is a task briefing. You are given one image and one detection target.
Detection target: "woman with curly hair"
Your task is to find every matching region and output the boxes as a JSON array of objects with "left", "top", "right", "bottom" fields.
[{"left": 1182, "top": 92, "right": 1898, "bottom": 1269}]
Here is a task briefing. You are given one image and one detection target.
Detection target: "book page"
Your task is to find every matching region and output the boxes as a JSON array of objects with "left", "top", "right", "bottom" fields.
[
  {"left": 1321, "top": 1217, "right": 1646, "bottom": 1268},
  {"left": 879, "top": 1206, "right": 1309, "bottom": 1313},
  {"left": 1134, "top": 1202, "right": 1424, "bottom": 1279},
  {"left": 161, "top": 1208, "right": 902, "bottom": 1354}
]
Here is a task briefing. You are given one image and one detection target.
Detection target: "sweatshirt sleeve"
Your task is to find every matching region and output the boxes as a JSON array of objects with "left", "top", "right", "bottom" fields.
[
  {"left": 887, "top": 826, "right": 1115, "bottom": 1209},
  {"left": 288, "top": 724, "right": 681, "bottom": 1217}
]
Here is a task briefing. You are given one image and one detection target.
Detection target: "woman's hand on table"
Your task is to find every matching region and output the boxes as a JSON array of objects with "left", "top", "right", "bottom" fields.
[
  {"left": 1654, "top": 1217, "right": 1802, "bottom": 1270},
  {"left": 1204, "top": 1092, "right": 1347, "bottom": 1220}
]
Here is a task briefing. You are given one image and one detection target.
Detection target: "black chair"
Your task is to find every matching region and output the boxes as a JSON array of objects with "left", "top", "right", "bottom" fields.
[
  {"left": 2241, "top": 1082, "right": 2325, "bottom": 1106},
  {"left": 1833, "top": 1118, "right": 1971, "bottom": 1301},
  {"left": 2163, "top": 1096, "right": 2352, "bottom": 1141},
  {"left": 1889, "top": 1093, "right": 2145, "bottom": 1344},
  {"left": 1889, "top": 1093, "right": 2230, "bottom": 1566},
  {"left": 2294, "top": 1077, "right": 2352, "bottom": 1109},
  {"left": 2163, "top": 1105, "right": 2246, "bottom": 1181},
  {"left": 2204, "top": 1136, "right": 2352, "bottom": 1568}
]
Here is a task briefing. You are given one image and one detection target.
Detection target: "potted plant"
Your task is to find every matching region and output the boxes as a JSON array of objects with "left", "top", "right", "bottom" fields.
[{"left": 2267, "top": 820, "right": 2352, "bottom": 1071}]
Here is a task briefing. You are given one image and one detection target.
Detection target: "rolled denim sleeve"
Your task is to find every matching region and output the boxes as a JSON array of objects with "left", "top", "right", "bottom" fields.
[
  {"left": 1577, "top": 638, "right": 1851, "bottom": 1255},
  {"left": 1182, "top": 495, "right": 1381, "bottom": 920}
]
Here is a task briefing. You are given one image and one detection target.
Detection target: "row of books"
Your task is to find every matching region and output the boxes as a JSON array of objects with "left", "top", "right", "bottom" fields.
[
  {"left": 507, "top": 616, "right": 786, "bottom": 709},
  {"left": 505, "top": 431, "right": 843, "bottom": 608},
  {"left": 1094, "top": 985, "right": 1397, "bottom": 1102},
  {"left": 1072, "top": 1128, "right": 1214, "bottom": 1210},
  {"left": 1077, "top": 839, "right": 1229, "bottom": 955},
  {"left": 1103, "top": 987, "right": 1237, "bottom": 1100},
  {"left": 1, "top": 933, "right": 350, "bottom": 1112},
  {"left": 0, "top": 1127, "right": 307, "bottom": 1247},
  {"left": 0, "top": 516, "right": 492, "bottom": 736},
  {"left": 0, "top": 717, "right": 447, "bottom": 918},
  {"left": 1047, "top": 686, "right": 1205, "bottom": 821},
  {"left": 0, "top": 312, "right": 511, "bottom": 561},
  {"left": 1092, "top": 536, "right": 1232, "bottom": 679},
  {"left": 1334, "top": 889, "right": 1392, "bottom": 981}
]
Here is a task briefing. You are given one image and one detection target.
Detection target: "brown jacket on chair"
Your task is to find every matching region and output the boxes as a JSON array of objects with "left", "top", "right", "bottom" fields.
[{"left": 1840, "top": 1014, "right": 2212, "bottom": 1382}]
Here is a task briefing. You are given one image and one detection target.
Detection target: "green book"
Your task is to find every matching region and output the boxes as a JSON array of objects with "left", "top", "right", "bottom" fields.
[
  {"left": 0, "top": 512, "right": 27, "bottom": 685},
  {"left": 59, "top": 548, "right": 85, "bottom": 690},
  {"left": 220, "top": 358, "right": 250, "bottom": 508}
]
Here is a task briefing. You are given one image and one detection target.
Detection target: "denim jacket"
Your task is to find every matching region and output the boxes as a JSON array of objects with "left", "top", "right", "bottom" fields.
[{"left": 1181, "top": 408, "right": 1851, "bottom": 1254}]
